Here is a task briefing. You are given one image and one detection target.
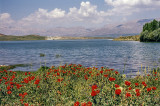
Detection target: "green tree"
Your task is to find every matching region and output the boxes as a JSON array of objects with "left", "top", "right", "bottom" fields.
[
  {"left": 151, "top": 19, "right": 158, "bottom": 31},
  {"left": 140, "top": 30, "right": 149, "bottom": 42}
]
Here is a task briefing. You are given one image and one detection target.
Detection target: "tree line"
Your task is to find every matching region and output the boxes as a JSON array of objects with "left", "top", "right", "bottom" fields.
[{"left": 140, "top": 19, "right": 160, "bottom": 42}]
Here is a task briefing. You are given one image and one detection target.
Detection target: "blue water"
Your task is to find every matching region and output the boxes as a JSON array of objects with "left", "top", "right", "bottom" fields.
[{"left": 0, "top": 40, "right": 160, "bottom": 76}]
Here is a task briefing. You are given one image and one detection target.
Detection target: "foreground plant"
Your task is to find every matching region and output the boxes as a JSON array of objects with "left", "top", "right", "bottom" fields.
[{"left": 0, "top": 64, "right": 159, "bottom": 105}]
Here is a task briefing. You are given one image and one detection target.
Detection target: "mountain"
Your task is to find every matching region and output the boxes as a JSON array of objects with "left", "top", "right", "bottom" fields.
[
  {"left": 85, "top": 18, "right": 155, "bottom": 37},
  {"left": 41, "top": 18, "right": 158, "bottom": 37},
  {"left": 1, "top": 18, "right": 159, "bottom": 37}
]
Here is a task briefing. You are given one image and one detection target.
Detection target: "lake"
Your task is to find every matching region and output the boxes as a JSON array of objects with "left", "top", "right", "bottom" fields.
[{"left": 0, "top": 39, "right": 160, "bottom": 76}]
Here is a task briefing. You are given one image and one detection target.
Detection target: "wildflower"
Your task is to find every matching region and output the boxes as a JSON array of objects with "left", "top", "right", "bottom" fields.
[
  {"left": 7, "top": 91, "right": 12, "bottom": 94},
  {"left": 34, "top": 79, "right": 40, "bottom": 84},
  {"left": 57, "top": 78, "right": 63, "bottom": 82},
  {"left": 125, "top": 92, "right": 131, "bottom": 97},
  {"left": 115, "top": 71, "right": 119, "bottom": 74},
  {"left": 92, "top": 84, "right": 98, "bottom": 90},
  {"left": 84, "top": 75, "right": 88, "bottom": 80},
  {"left": 87, "top": 101, "right": 92, "bottom": 106},
  {"left": 143, "top": 83, "right": 147, "bottom": 87},
  {"left": 91, "top": 90, "right": 97, "bottom": 96},
  {"left": 135, "top": 83, "right": 139, "bottom": 86},
  {"left": 135, "top": 89, "right": 140, "bottom": 93},
  {"left": 81, "top": 102, "right": 86, "bottom": 106},
  {"left": 100, "top": 71, "right": 103, "bottom": 74},
  {"left": 2, "top": 77, "right": 7, "bottom": 80},
  {"left": 125, "top": 81, "right": 131, "bottom": 86},
  {"left": 24, "top": 103, "right": 29, "bottom": 106},
  {"left": 142, "top": 81, "right": 146, "bottom": 85},
  {"left": 122, "top": 74, "right": 126, "bottom": 78},
  {"left": 109, "top": 77, "right": 116, "bottom": 81},
  {"left": 25, "top": 72, "right": 27, "bottom": 75},
  {"left": 152, "top": 87, "right": 156, "bottom": 90},
  {"left": 57, "top": 90, "right": 62, "bottom": 95},
  {"left": 74, "top": 101, "right": 80, "bottom": 106},
  {"left": 128, "top": 87, "right": 132, "bottom": 90},
  {"left": 7, "top": 86, "right": 11, "bottom": 90},
  {"left": 115, "top": 89, "right": 121, "bottom": 95},
  {"left": 136, "top": 92, "right": 140, "bottom": 96},
  {"left": 104, "top": 74, "right": 108, "bottom": 77},
  {"left": 57, "top": 72, "right": 60, "bottom": 76},
  {"left": 115, "top": 84, "right": 120, "bottom": 88},
  {"left": 147, "top": 88, "right": 152, "bottom": 92}
]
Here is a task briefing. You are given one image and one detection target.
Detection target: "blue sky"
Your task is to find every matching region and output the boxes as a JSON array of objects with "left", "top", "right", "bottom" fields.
[{"left": 0, "top": 0, "right": 160, "bottom": 35}]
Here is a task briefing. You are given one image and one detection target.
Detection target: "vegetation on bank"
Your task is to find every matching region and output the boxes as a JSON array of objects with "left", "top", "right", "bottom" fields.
[
  {"left": 0, "top": 64, "right": 159, "bottom": 106},
  {"left": 0, "top": 34, "right": 45, "bottom": 41},
  {"left": 113, "top": 35, "right": 140, "bottom": 41},
  {"left": 140, "top": 19, "right": 160, "bottom": 42}
]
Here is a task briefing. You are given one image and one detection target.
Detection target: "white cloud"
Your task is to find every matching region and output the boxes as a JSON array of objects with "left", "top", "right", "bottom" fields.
[
  {"left": 105, "top": 0, "right": 160, "bottom": 16},
  {"left": 1, "top": 1, "right": 160, "bottom": 35}
]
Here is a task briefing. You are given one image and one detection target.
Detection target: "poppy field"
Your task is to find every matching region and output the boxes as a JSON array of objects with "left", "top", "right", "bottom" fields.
[{"left": 0, "top": 64, "right": 159, "bottom": 106}]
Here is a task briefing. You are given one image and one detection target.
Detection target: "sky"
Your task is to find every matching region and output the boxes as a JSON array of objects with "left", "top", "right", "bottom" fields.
[{"left": 0, "top": 0, "right": 160, "bottom": 35}]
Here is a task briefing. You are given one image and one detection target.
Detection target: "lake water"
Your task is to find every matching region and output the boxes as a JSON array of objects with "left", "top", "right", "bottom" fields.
[{"left": 0, "top": 40, "right": 160, "bottom": 76}]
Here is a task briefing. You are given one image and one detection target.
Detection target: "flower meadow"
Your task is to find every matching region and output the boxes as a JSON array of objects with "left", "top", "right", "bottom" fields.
[{"left": 0, "top": 64, "right": 159, "bottom": 106}]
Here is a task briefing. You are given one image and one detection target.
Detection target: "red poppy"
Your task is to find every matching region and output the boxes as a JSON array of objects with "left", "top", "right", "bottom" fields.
[
  {"left": 115, "top": 71, "right": 119, "bottom": 74},
  {"left": 25, "top": 72, "right": 27, "bottom": 75},
  {"left": 81, "top": 102, "right": 86, "bottom": 106},
  {"left": 109, "top": 77, "right": 116, "bottom": 81},
  {"left": 24, "top": 103, "right": 29, "bottom": 106},
  {"left": 84, "top": 75, "right": 88, "bottom": 80},
  {"left": 152, "top": 87, "right": 156, "bottom": 90},
  {"left": 115, "top": 84, "right": 120, "bottom": 88},
  {"left": 91, "top": 90, "right": 97, "bottom": 96},
  {"left": 125, "top": 92, "right": 131, "bottom": 97},
  {"left": 104, "top": 74, "right": 108, "bottom": 77},
  {"left": 100, "top": 71, "right": 103, "bottom": 74},
  {"left": 87, "top": 101, "right": 92, "bottom": 106},
  {"left": 2, "top": 77, "right": 7, "bottom": 80},
  {"left": 143, "top": 84, "right": 147, "bottom": 87},
  {"left": 142, "top": 81, "right": 145, "bottom": 85},
  {"left": 135, "top": 89, "right": 140, "bottom": 93},
  {"left": 125, "top": 81, "right": 131, "bottom": 86},
  {"left": 74, "top": 101, "right": 80, "bottom": 106},
  {"left": 128, "top": 87, "right": 132, "bottom": 90},
  {"left": 147, "top": 88, "right": 152, "bottom": 92},
  {"left": 92, "top": 85, "right": 98, "bottom": 90},
  {"left": 34, "top": 79, "right": 40, "bottom": 84},
  {"left": 136, "top": 92, "right": 140, "bottom": 96},
  {"left": 7, "top": 91, "right": 12, "bottom": 94},
  {"left": 23, "top": 92, "right": 28, "bottom": 96},
  {"left": 57, "top": 72, "right": 60, "bottom": 76},
  {"left": 135, "top": 83, "right": 139, "bottom": 86},
  {"left": 89, "top": 71, "right": 92, "bottom": 74},
  {"left": 115, "top": 89, "right": 121, "bottom": 95}
]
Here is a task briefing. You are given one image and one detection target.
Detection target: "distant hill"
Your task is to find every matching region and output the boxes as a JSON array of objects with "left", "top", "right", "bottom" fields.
[
  {"left": 37, "top": 18, "right": 159, "bottom": 37},
  {"left": 0, "top": 34, "right": 45, "bottom": 41}
]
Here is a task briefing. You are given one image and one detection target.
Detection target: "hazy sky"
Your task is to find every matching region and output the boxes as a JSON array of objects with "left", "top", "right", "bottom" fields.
[{"left": 0, "top": 0, "right": 160, "bottom": 35}]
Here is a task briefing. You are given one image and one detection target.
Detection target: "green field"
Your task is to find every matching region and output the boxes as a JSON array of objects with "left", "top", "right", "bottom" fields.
[
  {"left": 113, "top": 35, "right": 140, "bottom": 41},
  {"left": 0, "top": 34, "right": 45, "bottom": 41},
  {"left": 0, "top": 64, "right": 159, "bottom": 106}
]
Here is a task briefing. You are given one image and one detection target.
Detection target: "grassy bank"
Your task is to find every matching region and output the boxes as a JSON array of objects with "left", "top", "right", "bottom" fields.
[
  {"left": 113, "top": 35, "right": 140, "bottom": 41},
  {"left": 0, "top": 35, "right": 45, "bottom": 41},
  {"left": 0, "top": 64, "right": 159, "bottom": 106}
]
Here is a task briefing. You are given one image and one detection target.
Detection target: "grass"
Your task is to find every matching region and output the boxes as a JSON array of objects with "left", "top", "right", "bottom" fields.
[
  {"left": 0, "top": 35, "right": 45, "bottom": 41},
  {"left": 0, "top": 64, "right": 159, "bottom": 106},
  {"left": 113, "top": 35, "right": 140, "bottom": 41}
]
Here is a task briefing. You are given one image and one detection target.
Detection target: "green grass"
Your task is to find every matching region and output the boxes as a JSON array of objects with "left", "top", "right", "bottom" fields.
[
  {"left": 0, "top": 35, "right": 45, "bottom": 41},
  {"left": 0, "top": 64, "right": 159, "bottom": 106},
  {"left": 113, "top": 35, "right": 140, "bottom": 41}
]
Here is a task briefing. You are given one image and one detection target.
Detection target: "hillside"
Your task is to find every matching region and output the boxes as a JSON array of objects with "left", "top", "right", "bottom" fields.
[
  {"left": 0, "top": 34, "right": 45, "bottom": 41},
  {"left": 113, "top": 35, "right": 140, "bottom": 41}
]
